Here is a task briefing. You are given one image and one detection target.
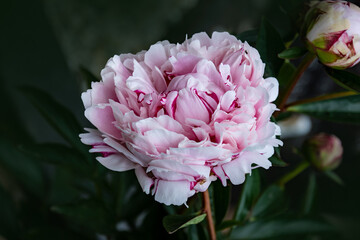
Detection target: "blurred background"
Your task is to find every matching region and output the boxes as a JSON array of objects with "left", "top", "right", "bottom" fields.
[{"left": 1, "top": 0, "right": 360, "bottom": 239}]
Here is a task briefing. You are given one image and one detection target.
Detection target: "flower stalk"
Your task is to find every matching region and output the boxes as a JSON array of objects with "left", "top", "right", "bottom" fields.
[
  {"left": 203, "top": 190, "right": 216, "bottom": 240},
  {"left": 275, "top": 52, "right": 316, "bottom": 117},
  {"left": 277, "top": 160, "right": 309, "bottom": 187}
]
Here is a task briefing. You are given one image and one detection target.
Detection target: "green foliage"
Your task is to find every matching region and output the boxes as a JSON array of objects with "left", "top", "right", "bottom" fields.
[
  {"left": 19, "top": 86, "right": 89, "bottom": 157},
  {"left": 251, "top": 185, "right": 287, "bottom": 220},
  {"left": 237, "top": 29, "right": 258, "bottom": 46},
  {"left": 230, "top": 216, "right": 335, "bottom": 239},
  {"left": 0, "top": 0, "right": 356, "bottom": 238},
  {"left": 234, "top": 170, "right": 261, "bottom": 222},
  {"left": 213, "top": 180, "right": 231, "bottom": 226},
  {"left": 0, "top": 136, "right": 45, "bottom": 197},
  {"left": 326, "top": 68, "right": 360, "bottom": 92},
  {"left": 287, "top": 94, "right": 360, "bottom": 123},
  {"left": 278, "top": 47, "right": 308, "bottom": 60},
  {"left": 257, "top": 18, "right": 285, "bottom": 77},
  {"left": 51, "top": 200, "right": 114, "bottom": 233},
  {"left": 302, "top": 173, "right": 316, "bottom": 215},
  {"left": 163, "top": 212, "right": 207, "bottom": 234}
]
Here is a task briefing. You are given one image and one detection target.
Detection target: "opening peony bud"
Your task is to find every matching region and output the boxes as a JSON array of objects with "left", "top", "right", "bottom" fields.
[
  {"left": 303, "top": 133, "right": 343, "bottom": 171},
  {"left": 303, "top": 0, "right": 360, "bottom": 69}
]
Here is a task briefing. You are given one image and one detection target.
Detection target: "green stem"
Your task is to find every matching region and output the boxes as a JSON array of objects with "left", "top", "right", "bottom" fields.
[
  {"left": 285, "top": 91, "right": 356, "bottom": 109},
  {"left": 277, "top": 160, "right": 310, "bottom": 187},
  {"left": 203, "top": 190, "right": 216, "bottom": 240},
  {"left": 274, "top": 52, "right": 316, "bottom": 117}
]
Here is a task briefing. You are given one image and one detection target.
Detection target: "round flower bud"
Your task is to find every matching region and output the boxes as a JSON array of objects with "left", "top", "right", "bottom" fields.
[
  {"left": 303, "top": 133, "right": 343, "bottom": 171},
  {"left": 80, "top": 32, "right": 282, "bottom": 206},
  {"left": 304, "top": 1, "right": 360, "bottom": 69}
]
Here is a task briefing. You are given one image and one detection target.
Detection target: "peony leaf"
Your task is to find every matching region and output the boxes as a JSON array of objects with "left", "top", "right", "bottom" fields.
[
  {"left": 269, "top": 155, "right": 287, "bottom": 167},
  {"left": 325, "top": 68, "right": 360, "bottom": 92},
  {"left": 237, "top": 29, "right": 258, "bottom": 46},
  {"left": 162, "top": 212, "right": 207, "bottom": 234},
  {"left": 251, "top": 185, "right": 287, "bottom": 219},
  {"left": 233, "top": 169, "right": 261, "bottom": 222},
  {"left": 187, "top": 223, "right": 208, "bottom": 240},
  {"left": 276, "top": 61, "right": 296, "bottom": 106},
  {"left": 278, "top": 46, "right": 308, "bottom": 60},
  {"left": 51, "top": 200, "right": 113, "bottom": 233},
  {"left": 18, "top": 143, "right": 91, "bottom": 176},
  {"left": 269, "top": 146, "right": 287, "bottom": 167},
  {"left": 257, "top": 18, "right": 285, "bottom": 77},
  {"left": 0, "top": 136, "right": 45, "bottom": 197},
  {"left": 286, "top": 94, "right": 360, "bottom": 123},
  {"left": 213, "top": 180, "right": 231, "bottom": 227},
  {"left": 303, "top": 173, "right": 317, "bottom": 215},
  {"left": 230, "top": 216, "right": 335, "bottom": 239},
  {"left": 19, "top": 86, "right": 90, "bottom": 156},
  {"left": 323, "top": 170, "right": 344, "bottom": 186},
  {"left": 216, "top": 220, "right": 241, "bottom": 231}
]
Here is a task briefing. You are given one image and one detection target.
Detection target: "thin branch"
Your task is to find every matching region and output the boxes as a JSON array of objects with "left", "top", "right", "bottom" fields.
[
  {"left": 284, "top": 91, "right": 356, "bottom": 109},
  {"left": 203, "top": 190, "right": 216, "bottom": 240},
  {"left": 274, "top": 52, "right": 316, "bottom": 117}
]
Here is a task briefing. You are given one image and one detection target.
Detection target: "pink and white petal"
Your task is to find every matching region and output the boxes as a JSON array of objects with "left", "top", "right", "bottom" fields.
[
  {"left": 143, "top": 129, "right": 186, "bottom": 153},
  {"left": 126, "top": 60, "right": 155, "bottom": 94},
  {"left": 175, "top": 89, "right": 211, "bottom": 124},
  {"left": 89, "top": 81, "right": 117, "bottom": 106},
  {"left": 222, "top": 161, "right": 246, "bottom": 185},
  {"left": 147, "top": 159, "right": 199, "bottom": 178},
  {"left": 79, "top": 128, "right": 103, "bottom": 145},
  {"left": 97, "top": 154, "right": 137, "bottom": 172},
  {"left": 169, "top": 54, "right": 200, "bottom": 76},
  {"left": 81, "top": 90, "right": 92, "bottom": 109},
  {"left": 103, "top": 137, "right": 145, "bottom": 166},
  {"left": 188, "top": 165, "right": 211, "bottom": 178},
  {"left": 85, "top": 105, "right": 122, "bottom": 140},
  {"left": 144, "top": 43, "right": 168, "bottom": 69},
  {"left": 135, "top": 167, "right": 154, "bottom": 194},
  {"left": 212, "top": 166, "right": 228, "bottom": 186},
  {"left": 262, "top": 77, "right": 279, "bottom": 102},
  {"left": 154, "top": 180, "right": 195, "bottom": 206},
  {"left": 90, "top": 145, "right": 116, "bottom": 154},
  {"left": 220, "top": 90, "right": 236, "bottom": 112},
  {"left": 211, "top": 32, "right": 239, "bottom": 46},
  {"left": 168, "top": 146, "right": 230, "bottom": 162},
  {"left": 150, "top": 169, "right": 195, "bottom": 182}
]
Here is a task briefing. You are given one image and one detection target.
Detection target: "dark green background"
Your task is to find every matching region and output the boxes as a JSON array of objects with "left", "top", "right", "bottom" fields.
[{"left": 1, "top": 0, "right": 360, "bottom": 239}]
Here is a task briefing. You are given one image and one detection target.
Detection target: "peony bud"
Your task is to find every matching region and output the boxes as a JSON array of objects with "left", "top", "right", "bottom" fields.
[
  {"left": 303, "top": 133, "right": 343, "bottom": 171},
  {"left": 304, "top": 1, "right": 360, "bottom": 69}
]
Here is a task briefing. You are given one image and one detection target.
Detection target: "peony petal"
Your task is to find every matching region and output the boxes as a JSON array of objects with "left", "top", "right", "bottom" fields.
[
  {"left": 85, "top": 105, "right": 122, "bottom": 140},
  {"left": 103, "top": 137, "right": 145, "bottom": 166},
  {"left": 222, "top": 160, "right": 246, "bottom": 185},
  {"left": 135, "top": 167, "right": 154, "bottom": 194},
  {"left": 220, "top": 90, "right": 237, "bottom": 112},
  {"left": 154, "top": 180, "right": 195, "bottom": 206},
  {"left": 213, "top": 166, "right": 227, "bottom": 186},
  {"left": 97, "top": 154, "right": 137, "bottom": 172},
  {"left": 79, "top": 128, "right": 103, "bottom": 145},
  {"left": 175, "top": 89, "right": 211, "bottom": 124},
  {"left": 144, "top": 43, "right": 168, "bottom": 69},
  {"left": 147, "top": 159, "right": 199, "bottom": 178},
  {"left": 263, "top": 77, "right": 279, "bottom": 102}
]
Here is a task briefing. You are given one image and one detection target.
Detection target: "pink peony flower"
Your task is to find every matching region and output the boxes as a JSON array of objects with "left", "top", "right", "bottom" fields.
[{"left": 80, "top": 32, "right": 282, "bottom": 206}]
